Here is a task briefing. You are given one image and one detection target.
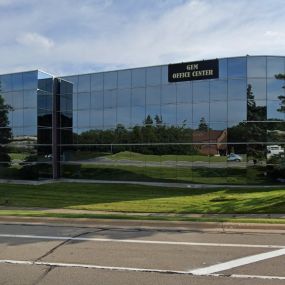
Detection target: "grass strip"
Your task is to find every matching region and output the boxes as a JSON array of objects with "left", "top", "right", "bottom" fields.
[{"left": 0, "top": 210, "right": 284, "bottom": 224}]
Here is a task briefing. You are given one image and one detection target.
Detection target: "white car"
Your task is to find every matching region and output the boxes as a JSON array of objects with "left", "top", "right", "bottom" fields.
[{"left": 227, "top": 153, "right": 242, "bottom": 162}]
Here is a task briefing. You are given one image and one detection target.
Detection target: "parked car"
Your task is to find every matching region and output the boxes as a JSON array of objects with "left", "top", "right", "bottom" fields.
[
  {"left": 227, "top": 153, "right": 242, "bottom": 162},
  {"left": 267, "top": 145, "right": 284, "bottom": 159}
]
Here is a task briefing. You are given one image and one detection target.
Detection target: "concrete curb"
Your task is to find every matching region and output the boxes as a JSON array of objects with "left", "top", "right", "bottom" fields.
[{"left": 1, "top": 216, "right": 285, "bottom": 234}]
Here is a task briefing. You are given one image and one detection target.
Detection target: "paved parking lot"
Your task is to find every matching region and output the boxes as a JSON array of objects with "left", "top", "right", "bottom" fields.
[{"left": 0, "top": 222, "right": 284, "bottom": 284}]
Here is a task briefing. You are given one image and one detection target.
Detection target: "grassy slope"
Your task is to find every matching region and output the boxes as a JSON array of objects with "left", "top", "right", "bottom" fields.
[{"left": 0, "top": 183, "right": 284, "bottom": 214}]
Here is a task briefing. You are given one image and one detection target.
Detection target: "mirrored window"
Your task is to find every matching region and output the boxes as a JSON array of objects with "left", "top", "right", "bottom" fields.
[
  {"left": 267, "top": 100, "right": 285, "bottom": 120},
  {"left": 24, "top": 109, "right": 36, "bottom": 126},
  {"left": 118, "top": 70, "right": 131, "bottom": 89},
  {"left": 161, "top": 84, "right": 176, "bottom": 104},
  {"left": 161, "top": 104, "right": 176, "bottom": 125},
  {"left": 228, "top": 100, "right": 246, "bottom": 123},
  {"left": 219, "top": 58, "right": 228, "bottom": 78},
  {"left": 12, "top": 73, "right": 23, "bottom": 91},
  {"left": 247, "top": 79, "right": 266, "bottom": 100},
  {"left": 77, "top": 92, "right": 90, "bottom": 110},
  {"left": 228, "top": 57, "right": 246, "bottom": 78},
  {"left": 62, "top": 76, "right": 78, "bottom": 92},
  {"left": 78, "top": 75, "right": 90, "bottom": 92},
  {"left": 77, "top": 110, "right": 90, "bottom": 128},
  {"left": 210, "top": 101, "right": 227, "bottom": 122},
  {"left": 24, "top": 90, "right": 37, "bottom": 109},
  {"left": 23, "top": 71, "right": 37, "bottom": 90},
  {"left": 117, "top": 107, "right": 131, "bottom": 127},
  {"left": 210, "top": 80, "right": 227, "bottom": 101},
  {"left": 247, "top": 56, "right": 266, "bottom": 78},
  {"left": 177, "top": 82, "right": 192, "bottom": 103},
  {"left": 104, "top": 108, "right": 117, "bottom": 127},
  {"left": 132, "top": 68, "right": 146, "bottom": 88},
  {"left": 267, "top": 57, "right": 285, "bottom": 78},
  {"left": 12, "top": 91, "right": 23, "bottom": 109},
  {"left": 104, "top": 89, "right": 117, "bottom": 109},
  {"left": 177, "top": 104, "right": 192, "bottom": 126},
  {"left": 91, "top": 73, "right": 103, "bottom": 91},
  {"left": 12, "top": 109, "right": 23, "bottom": 127},
  {"left": 193, "top": 81, "right": 209, "bottom": 103},
  {"left": 91, "top": 91, "right": 103, "bottom": 109},
  {"left": 104, "top": 71, "right": 117, "bottom": 90},
  {"left": 146, "top": 86, "right": 160, "bottom": 105},
  {"left": 267, "top": 78, "right": 284, "bottom": 100},
  {"left": 228, "top": 79, "right": 246, "bottom": 101},
  {"left": 90, "top": 109, "right": 103, "bottom": 128},
  {"left": 0, "top": 74, "right": 12, "bottom": 92},
  {"left": 193, "top": 102, "right": 209, "bottom": 123},
  {"left": 117, "top": 89, "right": 131, "bottom": 108},
  {"left": 146, "top": 66, "right": 161, "bottom": 86},
  {"left": 131, "top": 106, "right": 145, "bottom": 125},
  {"left": 247, "top": 100, "right": 266, "bottom": 121},
  {"left": 132, "top": 88, "right": 145, "bottom": 107}
]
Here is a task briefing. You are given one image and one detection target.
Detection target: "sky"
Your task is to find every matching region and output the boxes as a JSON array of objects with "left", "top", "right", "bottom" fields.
[{"left": 0, "top": 0, "right": 285, "bottom": 76}]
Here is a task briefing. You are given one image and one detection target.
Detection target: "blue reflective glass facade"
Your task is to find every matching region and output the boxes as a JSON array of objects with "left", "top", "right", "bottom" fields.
[{"left": 1, "top": 56, "right": 285, "bottom": 183}]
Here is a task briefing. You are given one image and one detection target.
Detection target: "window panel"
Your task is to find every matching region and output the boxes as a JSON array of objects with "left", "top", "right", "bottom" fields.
[
  {"left": 146, "top": 86, "right": 160, "bottom": 105},
  {"left": 247, "top": 56, "right": 266, "bottom": 78},
  {"left": 104, "top": 71, "right": 117, "bottom": 90},
  {"left": 132, "top": 88, "right": 145, "bottom": 107},
  {"left": 161, "top": 84, "right": 176, "bottom": 104},
  {"left": 228, "top": 57, "right": 246, "bottom": 78},
  {"left": 193, "top": 102, "right": 209, "bottom": 123},
  {"left": 267, "top": 57, "right": 285, "bottom": 78},
  {"left": 228, "top": 100, "right": 246, "bottom": 123},
  {"left": 267, "top": 78, "right": 284, "bottom": 100},
  {"left": 247, "top": 79, "right": 266, "bottom": 100},
  {"left": 91, "top": 73, "right": 103, "bottom": 91},
  {"left": 193, "top": 81, "right": 209, "bottom": 103},
  {"left": 210, "top": 101, "right": 227, "bottom": 122},
  {"left": 132, "top": 68, "right": 145, "bottom": 87},
  {"left": 117, "top": 89, "right": 131, "bottom": 108},
  {"left": 177, "top": 103, "right": 192, "bottom": 126},
  {"left": 177, "top": 82, "right": 192, "bottom": 103},
  {"left": 146, "top": 66, "right": 161, "bottom": 86},
  {"left": 210, "top": 80, "right": 227, "bottom": 101},
  {"left": 161, "top": 104, "right": 176, "bottom": 125},
  {"left": 104, "top": 89, "right": 117, "bottom": 109},
  {"left": 228, "top": 79, "right": 246, "bottom": 101},
  {"left": 77, "top": 92, "right": 90, "bottom": 110},
  {"left": 91, "top": 91, "right": 103, "bottom": 109},
  {"left": 23, "top": 71, "right": 37, "bottom": 90},
  {"left": 90, "top": 109, "right": 103, "bottom": 128},
  {"left": 78, "top": 74, "right": 90, "bottom": 92},
  {"left": 24, "top": 109, "right": 36, "bottom": 126},
  {"left": 104, "top": 108, "right": 117, "bottom": 127},
  {"left": 118, "top": 70, "right": 131, "bottom": 89}
]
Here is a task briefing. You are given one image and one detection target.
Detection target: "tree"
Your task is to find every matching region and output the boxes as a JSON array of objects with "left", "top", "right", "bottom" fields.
[
  {"left": 275, "top": 74, "right": 285, "bottom": 114},
  {"left": 0, "top": 83, "right": 13, "bottom": 166},
  {"left": 198, "top": 117, "right": 208, "bottom": 131}
]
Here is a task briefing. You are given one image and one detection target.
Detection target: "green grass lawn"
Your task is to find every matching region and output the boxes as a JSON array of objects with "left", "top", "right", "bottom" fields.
[
  {"left": 0, "top": 183, "right": 284, "bottom": 214},
  {"left": 108, "top": 151, "right": 227, "bottom": 162}
]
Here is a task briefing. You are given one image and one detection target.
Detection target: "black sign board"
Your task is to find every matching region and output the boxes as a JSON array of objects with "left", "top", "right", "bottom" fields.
[{"left": 168, "top": 59, "right": 219, "bottom": 82}]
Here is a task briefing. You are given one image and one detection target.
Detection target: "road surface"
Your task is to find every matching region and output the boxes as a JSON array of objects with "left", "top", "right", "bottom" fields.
[{"left": 0, "top": 221, "right": 284, "bottom": 284}]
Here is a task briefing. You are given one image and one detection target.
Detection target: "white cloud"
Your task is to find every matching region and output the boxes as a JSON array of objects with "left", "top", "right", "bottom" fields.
[
  {"left": 0, "top": 0, "right": 285, "bottom": 75},
  {"left": 17, "top": 32, "right": 54, "bottom": 50}
]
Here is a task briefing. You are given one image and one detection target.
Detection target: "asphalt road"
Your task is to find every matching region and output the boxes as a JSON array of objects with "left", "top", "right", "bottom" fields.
[{"left": 0, "top": 222, "right": 284, "bottom": 285}]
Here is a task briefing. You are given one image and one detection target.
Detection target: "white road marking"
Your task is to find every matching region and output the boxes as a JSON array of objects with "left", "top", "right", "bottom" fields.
[
  {"left": 190, "top": 248, "right": 285, "bottom": 275},
  {"left": 211, "top": 273, "right": 285, "bottom": 280},
  {"left": 0, "top": 233, "right": 284, "bottom": 249},
  {"left": 1, "top": 259, "right": 285, "bottom": 280}
]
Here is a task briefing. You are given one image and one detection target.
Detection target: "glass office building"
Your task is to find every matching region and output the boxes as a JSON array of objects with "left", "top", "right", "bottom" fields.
[{"left": 0, "top": 56, "right": 285, "bottom": 184}]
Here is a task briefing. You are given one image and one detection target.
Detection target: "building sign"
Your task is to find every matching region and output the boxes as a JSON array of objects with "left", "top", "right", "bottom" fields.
[{"left": 168, "top": 59, "right": 219, "bottom": 82}]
